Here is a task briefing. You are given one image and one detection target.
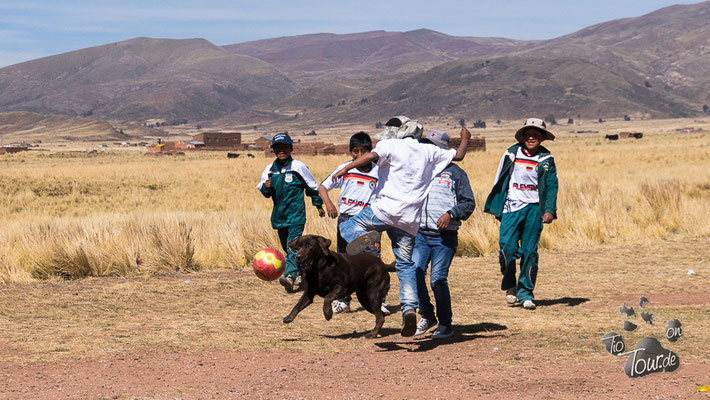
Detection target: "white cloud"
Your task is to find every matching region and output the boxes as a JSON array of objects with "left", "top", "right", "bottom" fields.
[{"left": 0, "top": 29, "right": 35, "bottom": 44}]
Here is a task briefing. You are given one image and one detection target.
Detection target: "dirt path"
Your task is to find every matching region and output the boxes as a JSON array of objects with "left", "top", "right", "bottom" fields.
[
  {"left": 2, "top": 347, "right": 707, "bottom": 399},
  {"left": 1, "top": 240, "right": 708, "bottom": 399}
]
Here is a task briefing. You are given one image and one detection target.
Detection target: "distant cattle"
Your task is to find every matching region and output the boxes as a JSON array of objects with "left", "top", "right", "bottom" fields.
[
  {"left": 605, "top": 134, "right": 619, "bottom": 140},
  {"left": 227, "top": 153, "right": 240, "bottom": 158},
  {"left": 247, "top": 153, "right": 255, "bottom": 158}
]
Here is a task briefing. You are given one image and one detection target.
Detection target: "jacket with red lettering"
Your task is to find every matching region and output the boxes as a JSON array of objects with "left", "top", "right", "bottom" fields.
[
  {"left": 420, "top": 163, "right": 475, "bottom": 232},
  {"left": 483, "top": 143, "right": 558, "bottom": 220}
]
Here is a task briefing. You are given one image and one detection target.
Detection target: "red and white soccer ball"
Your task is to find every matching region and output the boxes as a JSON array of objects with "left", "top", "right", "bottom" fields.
[{"left": 252, "top": 248, "right": 286, "bottom": 281}]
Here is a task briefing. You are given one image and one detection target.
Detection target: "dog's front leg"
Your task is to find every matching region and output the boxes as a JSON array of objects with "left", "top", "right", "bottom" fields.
[
  {"left": 322, "top": 285, "right": 348, "bottom": 321},
  {"left": 366, "top": 309, "right": 385, "bottom": 339},
  {"left": 283, "top": 292, "right": 314, "bottom": 323}
]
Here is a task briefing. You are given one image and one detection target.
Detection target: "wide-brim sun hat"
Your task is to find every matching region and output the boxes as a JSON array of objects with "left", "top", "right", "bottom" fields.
[{"left": 514, "top": 118, "right": 555, "bottom": 142}]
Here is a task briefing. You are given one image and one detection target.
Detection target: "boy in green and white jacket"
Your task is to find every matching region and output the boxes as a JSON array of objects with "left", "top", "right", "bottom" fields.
[
  {"left": 257, "top": 133, "right": 325, "bottom": 292},
  {"left": 484, "top": 118, "right": 558, "bottom": 310}
]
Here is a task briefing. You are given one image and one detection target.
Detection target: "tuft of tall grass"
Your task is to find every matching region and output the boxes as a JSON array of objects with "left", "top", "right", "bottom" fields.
[{"left": 0, "top": 129, "right": 708, "bottom": 284}]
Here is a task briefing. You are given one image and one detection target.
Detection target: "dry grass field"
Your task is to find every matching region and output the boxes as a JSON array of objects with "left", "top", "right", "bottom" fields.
[
  {"left": 0, "top": 117, "right": 708, "bottom": 398},
  {"left": 1, "top": 117, "right": 708, "bottom": 283}
]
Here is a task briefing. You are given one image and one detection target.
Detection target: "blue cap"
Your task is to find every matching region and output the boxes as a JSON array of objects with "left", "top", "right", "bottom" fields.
[{"left": 271, "top": 133, "right": 293, "bottom": 147}]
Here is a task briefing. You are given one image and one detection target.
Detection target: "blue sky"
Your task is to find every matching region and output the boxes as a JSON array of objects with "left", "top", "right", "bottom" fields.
[{"left": 0, "top": 0, "right": 703, "bottom": 68}]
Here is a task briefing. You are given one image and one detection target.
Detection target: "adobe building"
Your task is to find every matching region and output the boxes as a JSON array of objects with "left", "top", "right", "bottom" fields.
[
  {"left": 449, "top": 136, "right": 486, "bottom": 152},
  {"left": 192, "top": 132, "right": 245, "bottom": 150},
  {"left": 0, "top": 145, "right": 29, "bottom": 154},
  {"left": 254, "top": 136, "right": 273, "bottom": 150}
]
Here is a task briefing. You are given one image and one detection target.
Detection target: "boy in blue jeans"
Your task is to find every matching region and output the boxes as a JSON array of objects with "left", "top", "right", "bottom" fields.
[
  {"left": 413, "top": 130, "right": 475, "bottom": 339},
  {"left": 318, "top": 132, "right": 388, "bottom": 314},
  {"left": 484, "top": 118, "right": 558, "bottom": 310},
  {"left": 257, "top": 133, "right": 325, "bottom": 292},
  {"left": 332, "top": 126, "right": 471, "bottom": 337}
]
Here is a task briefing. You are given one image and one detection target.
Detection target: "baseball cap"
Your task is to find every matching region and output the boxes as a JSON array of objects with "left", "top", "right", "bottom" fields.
[
  {"left": 514, "top": 118, "right": 555, "bottom": 142},
  {"left": 271, "top": 133, "right": 293, "bottom": 147},
  {"left": 421, "top": 129, "right": 450, "bottom": 149}
]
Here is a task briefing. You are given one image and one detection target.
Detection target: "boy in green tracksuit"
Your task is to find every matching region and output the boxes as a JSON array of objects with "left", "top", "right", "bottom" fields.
[
  {"left": 257, "top": 133, "right": 325, "bottom": 292},
  {"left": 484, "top": 118, "right": 558, "bottom": 310}
]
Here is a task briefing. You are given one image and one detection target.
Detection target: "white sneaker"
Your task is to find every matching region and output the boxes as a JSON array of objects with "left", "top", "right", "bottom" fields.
[
  {"left": 332, "top": 300, "right": 351, "bottom": 314},
  {"left": 380, "top": 302, "right": 391, "bottom": 315},
  {"left": 505, "top": 287, "right": 518, "bottom": 306},
  {"left": 414, "top": 317, "right": 436, "bottom": 336},
  {"left": 522, "top": 300, "right": 536, "bottom": 310}
]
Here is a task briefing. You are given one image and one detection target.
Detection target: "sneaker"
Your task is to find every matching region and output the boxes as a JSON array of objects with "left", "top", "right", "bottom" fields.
[
  {"left": 414, "top": 317, "right": 436, "bottom": 336},
  {"left": 332, "top": 300, "right": 351, "bottom": 314},
  {"left": 400, "top": 309, "right": 417, "bottom": 337},
  {"left": 346, "top": 231, "right": 379, "bottom": 255},
  {"left": 505, "top": 287, "right": 518, "bottom": 306},
  {"left": 432, "top": 325, "right": 454, "bottom": 339},
  {"left": 380, "top": 302, "right": 391, "bottom": 315},
  {"left": 522, "top": 299, "right": 536, "bottom": 310},
  {"left": 293, "top": 275, "right": 303, "bottom": 291},
  {"left": 279, "top": 275, "right": 294, "bottom": 292}
]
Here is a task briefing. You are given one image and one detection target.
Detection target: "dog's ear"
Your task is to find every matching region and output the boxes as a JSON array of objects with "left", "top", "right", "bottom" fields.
[
  {"left": 287, "top": 237, "right": 300, "bottom": 252},
  {"left": 317, "top": 237, "right": 331, "bottom": 256}
]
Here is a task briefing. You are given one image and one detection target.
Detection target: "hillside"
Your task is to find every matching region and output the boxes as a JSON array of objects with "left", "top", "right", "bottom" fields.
[
  {"left": 0, "top": 112, "right": 165, "bottom": 142},
  {"left": 223, "top": 29, "right": 534, "bottom": 86},
  {"left": 528, "top": 1, "right": 710, "bottom": 101},
  {"left": 225, "top": 2, "right": 709, "bottom": 123},
  {"left": 368, "top": 57, "right": 696, "bottom": 119},
  {"left": 0, "top": 2, "right": 708, "bottom": 132},
  {"left": 0, "top": 37, "right": 297, "bottom": 122}
]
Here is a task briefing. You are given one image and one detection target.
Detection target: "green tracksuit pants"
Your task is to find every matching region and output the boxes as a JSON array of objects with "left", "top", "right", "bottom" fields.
[
  {"left": 277, "top": 224, "right": 304, "bottom": 279},
  {"left": 499, "top": 203, "right": 543, "bottom": 302}
]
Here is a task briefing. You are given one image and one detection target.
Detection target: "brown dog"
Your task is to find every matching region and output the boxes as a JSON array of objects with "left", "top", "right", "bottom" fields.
[{"left": 283, "top": 234, "right": 391, "bottom": 338}]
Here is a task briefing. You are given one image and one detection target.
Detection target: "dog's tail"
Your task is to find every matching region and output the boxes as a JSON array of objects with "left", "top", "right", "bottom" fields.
[{"left": 384, "top": 261, "right": 397, "bottom": 272}]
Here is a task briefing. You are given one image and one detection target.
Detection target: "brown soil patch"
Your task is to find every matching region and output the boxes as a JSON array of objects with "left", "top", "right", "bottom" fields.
[
  {"left": 2, "top": 350, "right": 707, "bottom": 399},
  {"left": 1, "top": 240, "right": 708, "bottom": 399}
]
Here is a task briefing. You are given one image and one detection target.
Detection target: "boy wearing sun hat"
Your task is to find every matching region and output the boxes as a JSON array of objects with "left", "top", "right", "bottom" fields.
[{"left": 483, "top": 118, "right": 559, "bottom": 310}]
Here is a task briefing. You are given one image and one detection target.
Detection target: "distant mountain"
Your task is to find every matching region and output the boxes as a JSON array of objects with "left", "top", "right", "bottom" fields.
[
  {"left": 528, "top": 1, "right": 710, "bottom": 101},
  {"left": 1, "top": 2, "right": 708, "bottom": 134},
  {"left": 225, "top": 2, "right": 709, "bottom": 121},
  {"left": 223, "top": 29, "right": 534, "bottom": 86},
  {"left": 367, "top": 56, "right": 696, "bottom": 119},
  {"left": 0, "top": 37, "right": 297, "bottom": 122}
]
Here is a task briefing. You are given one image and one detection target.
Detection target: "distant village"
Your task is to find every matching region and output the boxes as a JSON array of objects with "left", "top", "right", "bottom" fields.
[
  {"left": 0, "top": 125, "right": 706, "bottom": 155},
  {"left": 146, "top": 131, "right": 487, "bottom": 156}
]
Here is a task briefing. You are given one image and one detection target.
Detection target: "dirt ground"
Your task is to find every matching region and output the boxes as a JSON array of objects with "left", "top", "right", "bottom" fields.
[
  {"left": 1, "top": 240, "right": 708, "bottom": 399},
  {"left": 2, "top": 348, "right": 708, "bottom": 399}
]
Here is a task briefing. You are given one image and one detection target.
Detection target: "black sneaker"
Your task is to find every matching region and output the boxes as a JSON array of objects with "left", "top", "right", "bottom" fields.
[
  {"left": 432, "top": 325, "right": 454, "bottom": 339},
  {"left": 279, "top": 275, "right": 294, "bottom": 292},
  {"left": 400, "top": 309, "right": 417, "bottom": 337},
  {"left": 346, "top": 231, "right": 379, "bottom": 255}
]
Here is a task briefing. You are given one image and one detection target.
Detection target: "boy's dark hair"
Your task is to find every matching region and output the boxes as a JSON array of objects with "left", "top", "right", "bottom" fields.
[{"left": 349, "top": 131, "right": 372, "bottom": 152}]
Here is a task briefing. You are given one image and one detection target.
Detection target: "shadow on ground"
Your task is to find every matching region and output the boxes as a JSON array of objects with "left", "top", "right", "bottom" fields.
[
  {"left": 370, "top": 322, "right": 508, "bottom": 352},
  {"left": 534, "top": 297, "right": 589, "bottom": 307}
]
